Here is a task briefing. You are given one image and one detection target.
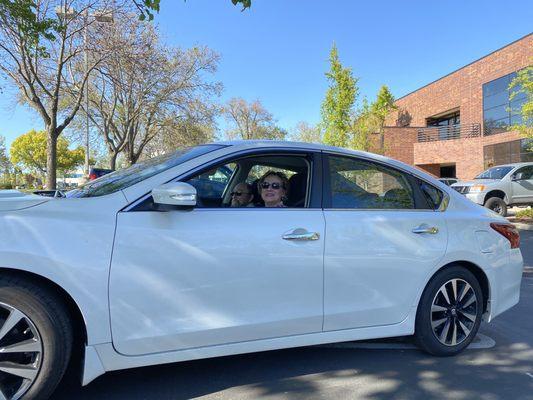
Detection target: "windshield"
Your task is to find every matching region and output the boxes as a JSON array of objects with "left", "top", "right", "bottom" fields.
[
  {"left": 66, "top": 144, "right": 224, "bottom": 198},
  {"left": 474, "top": 166, "right": 513, "bottom": 180}
]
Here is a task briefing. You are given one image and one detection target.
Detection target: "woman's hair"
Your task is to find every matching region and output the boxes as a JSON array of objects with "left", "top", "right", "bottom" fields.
[{"left": 258, "top": 170, "right": 290, "bottom": 198}]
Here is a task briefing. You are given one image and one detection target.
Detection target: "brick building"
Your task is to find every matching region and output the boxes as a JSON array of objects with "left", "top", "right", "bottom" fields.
[{"left": 383, "top": 33, "right": 532, "bottom": 179}]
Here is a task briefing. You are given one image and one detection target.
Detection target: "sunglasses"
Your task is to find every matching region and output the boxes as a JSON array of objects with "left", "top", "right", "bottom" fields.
[
  {"left": 260, "top": 182, "right": 284, "bottom": 190},
  {"left": 230, "top": 191, "right": 250, "bottom": 197}
]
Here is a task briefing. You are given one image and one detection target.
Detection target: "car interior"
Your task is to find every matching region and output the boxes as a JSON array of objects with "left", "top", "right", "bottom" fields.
[{"left": 185, "top": 154, "right": 311, "bottom": 208}]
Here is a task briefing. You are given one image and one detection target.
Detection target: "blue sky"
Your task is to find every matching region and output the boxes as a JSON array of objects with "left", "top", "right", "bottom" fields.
[{"left": 1, "top": 0, "right": 532, "bottom": 148}]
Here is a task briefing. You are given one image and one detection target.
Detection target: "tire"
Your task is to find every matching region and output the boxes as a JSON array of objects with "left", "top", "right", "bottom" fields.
[
  {"left": 484, "top": 197, "right": 507, "bottom": 217},
  {"left": 0, "top": 276, "right": 73, "bottom": 400},
  {"left": 415, "top": 266, "right": 483, "bottom": 356}
]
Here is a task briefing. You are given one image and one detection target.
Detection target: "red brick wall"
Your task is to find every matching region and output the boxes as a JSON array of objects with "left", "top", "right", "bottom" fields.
[
  {"left": 386, "top": 34, "right": 533, "bottom": 128},
  {"left": 381, "top": 34, "right": 532, "bottom": 179},
  {"left": 413, "top": 130, "right": 523, "bottom": 179}
]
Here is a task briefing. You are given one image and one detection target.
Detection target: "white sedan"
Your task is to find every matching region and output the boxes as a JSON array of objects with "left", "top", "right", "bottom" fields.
[{"left": 0, "top": 141, "right": 523, "bottom": 399}]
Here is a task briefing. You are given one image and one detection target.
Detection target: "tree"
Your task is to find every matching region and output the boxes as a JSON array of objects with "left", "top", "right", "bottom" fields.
[
  {"left": 509, "top": 65, "right": 533, "bottom": 144},
  {"left": 10, "top": 129, "right": 84, "bottom": 176},
  {"left": 289, "top": 122, "right": 322, "bottom": 143},
  {"left": 321, "top": 44, "right": 358, "bottom": 148},
  {"left": 77, "top": 14, "right": 220, "bottom": 168},
  {"left": 0, "top": 135, "right": 13, "bottom": 186},
  {"left": 0, "top": 0, "right": 126, "bottom": 189},
  {"left": 224, "top": 97, "right": 287, "bottom": 140},
  {"left": 371, "top": 85, "right": 397, "bottom": 152}
]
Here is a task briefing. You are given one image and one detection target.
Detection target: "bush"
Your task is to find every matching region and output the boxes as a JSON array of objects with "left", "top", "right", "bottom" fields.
[
  {"left": 0, "top": 184, "right": 13, "bottom": 190},
  {"left": 516, "top": 208, "right": 533, "bottom": 219}
]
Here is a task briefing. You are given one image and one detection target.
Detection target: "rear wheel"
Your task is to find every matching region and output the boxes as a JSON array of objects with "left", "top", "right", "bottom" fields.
[
  {"left": 0, "top": 277, "right": 72, "bottom": 399},
  {"left": 484, "top": 197, "right": 507, "bottom": 216},
  {"left": 415, "top": 266, "right": 483, "bottom": 356}
]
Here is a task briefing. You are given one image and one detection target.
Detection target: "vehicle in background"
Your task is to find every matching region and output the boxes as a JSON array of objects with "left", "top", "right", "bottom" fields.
[
  {"left": 89, "top": 167, "right": 114, "bottom": 181},
  {"left": 451, "top": 162, "right": 533, "bottom": 216},
  {"left": 438, "top": 178, "right": 458, "bottom": 186}
]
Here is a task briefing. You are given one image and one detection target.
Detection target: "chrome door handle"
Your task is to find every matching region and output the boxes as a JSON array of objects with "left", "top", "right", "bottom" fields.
[
  {"left": 412, "top": 225, "right": 439, "bottom": 234},
  {"left": 282, "top": 230, "right": 320, "bottom": 241}
]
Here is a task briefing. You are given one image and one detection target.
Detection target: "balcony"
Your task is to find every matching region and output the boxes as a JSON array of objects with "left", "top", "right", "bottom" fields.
[{"left": 417, "top": 123, "right": 481, "bottom": 142}]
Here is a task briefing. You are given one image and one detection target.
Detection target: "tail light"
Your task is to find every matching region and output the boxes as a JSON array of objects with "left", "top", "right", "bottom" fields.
[
  {"left": 89, "top": 173, "right": 97, "bottom": 180},
  {"left": 490, "top": 223, "right": 520, "bottom": 249}
]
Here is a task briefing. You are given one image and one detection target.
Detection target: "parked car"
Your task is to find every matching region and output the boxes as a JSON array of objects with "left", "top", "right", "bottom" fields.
[
  {"left": 89, "top": 167, "right": 114, "bottom": 180},
  {"left": 438, "top": 178, "right": 458, "bottom": 186},
  {"left": 451, "top": 162, "right": 533, "bottom": 216},
  {"left": 0, "top": 141, "right": 523, "bottom": 399}
]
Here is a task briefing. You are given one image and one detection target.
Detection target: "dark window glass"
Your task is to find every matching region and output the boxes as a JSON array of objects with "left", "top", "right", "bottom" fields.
[
  {"left": 327, "top": 156, "right": 415, "bottom": 209},
  {"left": 419, "top": 182, "right": 444, "bottom": 210},
  {"left": 483, "top": 75, "right": 510, "bottom": 97},
  {"left": 483, "top": 70, "right": 527, "bottom": 135},
  {"left": 475, "top": 166, "right": 513, "bottom": 180},
  {"left": 514, "top": 166, "right": 533, "bottom": 180},
  {"left": 484, "top": 105, "right": 509, "bottom": 121},
  {"left": 483, "top": 91, "right": 509, "bottom": 110}
]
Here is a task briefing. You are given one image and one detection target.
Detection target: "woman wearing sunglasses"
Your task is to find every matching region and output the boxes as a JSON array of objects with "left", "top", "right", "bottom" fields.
[{"left": 258, "top": 170, "right": 290, "bottom": 208}]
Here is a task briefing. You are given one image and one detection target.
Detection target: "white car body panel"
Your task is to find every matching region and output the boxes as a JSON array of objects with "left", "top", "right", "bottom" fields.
[
  {"left": 323, "top": 210, "right": 448, "bottom": 330},
  {"left": 109, "top": 209, "right": 325, "bottom": 355},
  {"left": 0, "top": 141, "right": 523, "bottom": 387}
]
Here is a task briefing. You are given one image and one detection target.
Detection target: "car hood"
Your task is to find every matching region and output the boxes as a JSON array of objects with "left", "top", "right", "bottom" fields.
[
  {"left": 0, "top": 190, "right": 50, "bottom": 211},
  {"left": 451, "top": 179, "right": 500, "bottom": 187}
]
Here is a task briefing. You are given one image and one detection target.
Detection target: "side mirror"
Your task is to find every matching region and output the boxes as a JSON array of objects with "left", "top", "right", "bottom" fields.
[
  {"left": 152, "top": 182, "right": 197, "bottom": 208},
  {"left": 512, "top": 172, "right": 524, "bottom": 181}
]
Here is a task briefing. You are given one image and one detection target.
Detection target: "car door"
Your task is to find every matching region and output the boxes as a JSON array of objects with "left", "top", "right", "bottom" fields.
[
  {"left": 109, "top": 151, "right": 325, "bottom": 356},
  {"left": 322, "top": 153, "right": 448, "bottom": 331},
  {"left": 510, "top": 166, "right": 533, "bottom": 203}
]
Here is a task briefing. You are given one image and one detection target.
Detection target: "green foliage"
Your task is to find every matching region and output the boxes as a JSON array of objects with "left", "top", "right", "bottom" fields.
[
  {"left": 10, "top": 130, "right": 84, "bottom": 175},
  {"left": 509, "top": 64, "right": 533, "bottom": 141},
  {"left": 515, "top": 207, "right": 533, "bottom": 219},
  {"left": 0, "top": 0, "right": 58, "bottom": 56},
  {"left": 321, "top": 44, "right": 358, "bottom": 148},
  {"left": 0, "top": 135, "right": 10, "bottom": 171}
]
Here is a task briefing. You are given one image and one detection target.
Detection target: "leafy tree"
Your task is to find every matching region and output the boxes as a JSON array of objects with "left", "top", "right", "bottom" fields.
[
  {"left": 76, "top": 14, "right": 220, "bottom": 168},
  {"left": 224, "top": 98, "right": 287, "bottom": 140},
  {"left": 289, "top": 122, "right": 322, "bottom": 143},
  {"left": 10, "top": 130, "right": 84, "bottom": 176},
  {"left": 0, "top": 135, "right": 13, "bottom": 186},
  {"left": 321, "top": 44, "right": 358, "bottom": 148},
  {"left": 370, "top": 85, "right": 397, "bottom": 152},
  {"left": 509, "top": 65, "right": 533, "bottom": 144}
]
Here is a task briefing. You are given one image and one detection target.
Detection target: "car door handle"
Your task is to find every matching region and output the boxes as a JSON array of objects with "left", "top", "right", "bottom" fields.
[
  {"left": 282, "top": 230, "right": 320, "bottom": 241},
  {"left": 412, "top": 225, "right": 439, "bottom": 234}
]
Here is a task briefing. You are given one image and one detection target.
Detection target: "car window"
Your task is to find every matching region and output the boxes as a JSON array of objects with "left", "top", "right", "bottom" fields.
[
  {"left": 185, "top": 164, "right": 236, "bottom": 207},
  {"left": 326, "top": 155, "right": 415, "bottom": 209},
  {"left": 515, "top": 166, "right": 533, "bottom": 180},
  {"left": 419, "top": 181, "right": 445, "bottom": 210},
  {"left": 184, "top": 154, "right": 311, "bottom": 208}
]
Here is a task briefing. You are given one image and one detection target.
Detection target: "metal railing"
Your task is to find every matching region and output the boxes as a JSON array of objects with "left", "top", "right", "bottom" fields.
[{"left": 417, "top": 123, "right": 481, "bottom": 142}]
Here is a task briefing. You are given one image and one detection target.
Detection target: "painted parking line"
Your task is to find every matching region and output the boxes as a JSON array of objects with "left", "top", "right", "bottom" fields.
[
  {"left": 320, "top": 333, "right": 495, "bottom": 350},
  {"left": 526, "top": 373, "right": 533, "bottom": 380}
]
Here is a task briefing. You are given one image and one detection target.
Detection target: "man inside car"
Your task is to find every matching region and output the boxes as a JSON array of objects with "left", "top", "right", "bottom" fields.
[{"left": 230, "top": 182, "right": 255, "bottom": 207}]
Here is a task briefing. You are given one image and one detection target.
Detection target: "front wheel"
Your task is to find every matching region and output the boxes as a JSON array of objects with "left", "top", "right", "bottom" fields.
[
  {"left": 0, "top": 277, "right": 73, "bottom": 399},
  {"left": 484, "top": 197, "right": 507, "bottom": 217},
  {"left": 415, "top": 266, "right": 483, "bottom": 356}
]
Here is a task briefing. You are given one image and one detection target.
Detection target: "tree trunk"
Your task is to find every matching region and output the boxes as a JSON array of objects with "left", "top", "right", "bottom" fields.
[
  {"left": 110, "top": 152, "right": 118, "bottom": 170},
  {"left": 45, "top": 131, "right": 57, "bottom": 190}
]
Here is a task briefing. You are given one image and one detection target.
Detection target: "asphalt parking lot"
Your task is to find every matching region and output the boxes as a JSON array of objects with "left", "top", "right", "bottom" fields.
[{"left": 54, "top": 231, "right": 533, "bottom": 400}]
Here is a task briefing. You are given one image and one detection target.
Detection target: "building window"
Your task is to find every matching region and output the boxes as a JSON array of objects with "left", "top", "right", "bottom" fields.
[
  {"left": 483, "top": 139, "right": 533, "bottom": 169},
  {"left": 483, "top": 71, "right": 527, "bottom": 135}
]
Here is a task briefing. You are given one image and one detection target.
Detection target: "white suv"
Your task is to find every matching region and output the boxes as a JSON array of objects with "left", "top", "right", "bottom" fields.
[{"left": 451, "top": 162, "right": 533, "bottom": 216}]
